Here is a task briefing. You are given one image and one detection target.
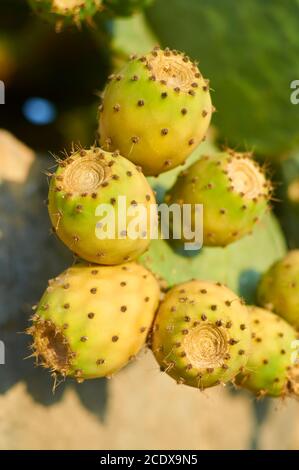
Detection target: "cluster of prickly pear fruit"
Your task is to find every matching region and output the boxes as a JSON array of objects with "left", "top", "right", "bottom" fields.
[
  {"left": 99, "top": 47, "right": 213, "bottom": 176},
  {"left": 236, "top": 307, "right": 299, "bottom": 398},
  {"left": 166, "top": 150, "right": 271, "bottom": 247},
  {"left": 48, "top": 146, "right": 157, "bottom": 265},
  {"left": 152, "top": 281, "right": 251, "bottom": 388},
  {"left": 26, "top": 44, "right": 299, "bottom": 402}
]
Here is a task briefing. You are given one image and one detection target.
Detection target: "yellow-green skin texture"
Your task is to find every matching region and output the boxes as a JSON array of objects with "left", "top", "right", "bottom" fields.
[
  {"left": 30, "top": 262, "right": 160, "bottom": 380},
  {"left": 166, "top": 151, "right": 270, "bottom": 247},
  {"left": 99, "top": 48, "right": 212, "bottom": 176},
  {"left": 48, "top": 148, "right": 156, "bottom": 265},
  {"left": 237, "top": 307, "right": 299, "bottom": 397},
  {"left": 152, "top": 280, "right": 251, "bottom": 389},
  {"left": 29, "top": 0, "right": 102, "bottom": 27},
  {"left": 257, "top": 251, "right": 299, "bottom": 329}
]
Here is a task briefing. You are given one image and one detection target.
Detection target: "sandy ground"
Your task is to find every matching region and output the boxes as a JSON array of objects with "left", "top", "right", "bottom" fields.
[{"left": 0, "top": 351, "right": 298, "bottom": 450}]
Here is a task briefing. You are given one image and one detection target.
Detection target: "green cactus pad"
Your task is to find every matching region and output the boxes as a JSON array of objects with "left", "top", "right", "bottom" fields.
[
  {"left": 257, "top": 251, "right": 299, "bottom": 329},
  {"left": 151, "top": 280, "right": 251, "bottom": 389},
  {"left": 27, "top": 262, "right": 160, "bottom": 381},
  {"left": 99, "top": 47, "right": 213, "bottom": 176},
  {"left": 237, "top": 307, "right": 299, "bottom": 398},
  {"left": 48, "top": 147, "right": 156, "bottom": 265},
  {"left": 165, "top": 150, "right": 271, "bottom": 247},
  {"left": 28, "top": 0, "right": 102, "bottom": 28}
]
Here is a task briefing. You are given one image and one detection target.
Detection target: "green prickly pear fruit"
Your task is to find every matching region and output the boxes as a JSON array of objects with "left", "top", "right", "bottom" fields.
[
  {"left": 165, "top": 150, "right": 271, "bottom": 247},
  {"left": 99, "top": 47, "right": 213, "bottom": 176},
  {"left": 237, "top": 307, "right": 299, "bottom": 398},
  {"left": 27, "top": 262, "right": 160, "bottom": 381},
  {"left": 28, "top": 0, "right": 102, "bottom": 29},
  {"left": 257, "top": 251, "right": 299, "bottom": 329},
  {"left": 151, "top": 280, "right": 251, "bottom": 389},
  {"left": 48, "top": 147, "right": 157, "bottom": 265}
]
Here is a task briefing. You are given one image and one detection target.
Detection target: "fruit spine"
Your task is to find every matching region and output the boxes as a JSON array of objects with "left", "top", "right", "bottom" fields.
[
  {"left": 257, "top": 250, "right": 299, "bottom": 329},
  {"left": 166, "top": 150, "right": 271, "bottom": 247},
  {"left": 99, "top": 47, "right": 213, "bottom": 176},
  {"left": 27, "top": 262, "right": 160, "bottom": 381},
  {"left": 48, "top": 146, "right": 157, "bottom": 265},
  {"left": 237, "top": 307, "right": 299, "bottom": 397},
  {"left": 151, "top": 280, "right": 251, "bottom": 389}
]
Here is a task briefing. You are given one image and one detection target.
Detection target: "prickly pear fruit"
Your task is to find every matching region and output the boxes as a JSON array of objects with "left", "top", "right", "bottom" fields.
[
  {"left": 27, "top": 262, "right": 160, "bottom": 381},
  {"left": 166, "top": 150, "right": 271, "bottom": 247},
  {"left": 151, "top": 280, "right": 251, "bottom": 389},
  {"left": 28, "top": 0, "right": 102, "bottom": 28},
  {"left": 257, "top": 251, "right": 299, "bottom": 329},
  {"left": 99, "top": 47, "right": 213, "bottom": 176},
  {"left": 48, "top": 147, "right": 157, "bottom": 265},
  {"left": 237, "top": 307, "right": 299, "bottom": 398}
]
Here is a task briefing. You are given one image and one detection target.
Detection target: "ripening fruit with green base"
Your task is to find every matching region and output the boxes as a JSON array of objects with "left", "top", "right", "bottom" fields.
[
  {"left": 28, "top": 0, "right": 102, "bottom": 29},
  {"left": 99, "top": 47, "right": 213, "bottom": 176},
  {"left": 236, "top": 307, "right": 299, "bottom": 398},
  {"left": 151, "top": 280, "right": 251, "bottom": 389},
  {"left": 27, "top": 262, "right": 160, "bottom": 381},
  {"left": 48, "top": 147, "right": 157, "bottom": 265},
  {"left": 257, "top": 251, "right": 299, "bottom": 329},
  {"left": 166, "top": 150, "right": 271, "bottom": 247}
]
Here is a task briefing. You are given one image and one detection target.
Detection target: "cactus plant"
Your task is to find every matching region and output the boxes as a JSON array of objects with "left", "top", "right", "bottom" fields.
[
  {"left": 151, "top": 280, "right": 251, "bottom": 389},
  {"left": 48, "top": 146, "right": 157, "bottom": 265},
  {"left": 237, "top": 306, "right": 299, "bottom": 398},
  {"left": 99, "top": 47, "right": 213, "bottom": 176},
  {"left": 27, "top": 262, "right": 160, "bottom": 381},
  {"left": 165, "top": 150, "right": 271, "bottom": 247},
  {"left": 257, "top": 251, "right": 299, "bottom": 329}
]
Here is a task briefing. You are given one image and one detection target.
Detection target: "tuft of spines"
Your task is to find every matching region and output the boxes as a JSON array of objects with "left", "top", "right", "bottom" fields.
[
  {"left": 48, "top": 146, "right": 157, "bottom": 265},
  {"left": 236, "top": 306, "right": 299, "bottom": 398},
  {"left": 257, "top": 250, "right": 299, "bottom": 329},
  {"left": 151, "top": 280, "right": 251, "bottom": 389},
  {"left": 99, "top": 47, "right": 213, "bottom": 176},
  {"left": 27, "top": 262, "right": 160, "bottom": 381},
  {"left": 165, "top": 149, "right": 272, "bottom": 247}
]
